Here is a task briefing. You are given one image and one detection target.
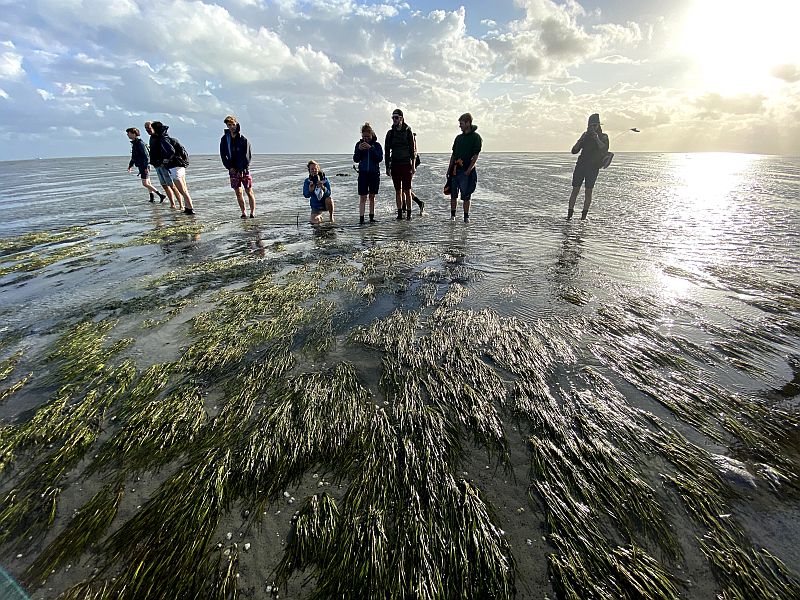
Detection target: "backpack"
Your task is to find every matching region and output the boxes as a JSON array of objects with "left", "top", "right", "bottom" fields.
[{"left": 169, "top": 137, "right": 189, "bottom": 167}]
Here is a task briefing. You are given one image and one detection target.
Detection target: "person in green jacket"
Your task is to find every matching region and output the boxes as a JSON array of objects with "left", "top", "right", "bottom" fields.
[{"left": 446, "top": 113, "right": 482, "bottom": 222}]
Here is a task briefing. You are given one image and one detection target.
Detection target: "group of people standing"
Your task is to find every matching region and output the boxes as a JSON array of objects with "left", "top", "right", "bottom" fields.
[
  {"left": 127, "top": 110, "right": 607, "bottom": 224},
  {"left": 303, "top": 109, "right": 483, "bottom": 225}
]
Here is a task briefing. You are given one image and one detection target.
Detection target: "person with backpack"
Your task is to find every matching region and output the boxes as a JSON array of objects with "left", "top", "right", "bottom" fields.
[
  {"left": 384, "top": 109, "right": 417, "bottom": 221},
  {"left": 446, "top": 112, "right": 482, "bottom": 223},
  {"left": 220, "top": 115, "right": 256, "bottom": 219},
  {"left": 353, "top": 122, "right": 383, "bottom": 224},
  {"left": 144, "top": 121, "right": 179, "bottom": 209},
  {"left": 567, "top": 113, "right": 609, "bottom": 220},
  {"left": 125, "top": 127, "right": 166, "bottom": 203},
  {"left": 150, "top": 121, "right": 195, "bottom": 215}
]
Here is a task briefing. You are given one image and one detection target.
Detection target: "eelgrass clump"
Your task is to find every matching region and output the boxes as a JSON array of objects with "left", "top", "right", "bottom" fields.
[{"left": 22, "top": 483, "right": 124, "bottom": 589}]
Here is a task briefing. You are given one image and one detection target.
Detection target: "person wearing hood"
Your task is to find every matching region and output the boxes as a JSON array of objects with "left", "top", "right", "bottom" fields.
[
  {"left": 353, "top": 122, "right": 383, "bottom": 224},
  {"left": 446, "top": 113, "right": 482, "bottom": 222},
  {"left": 126, "top": 127, "right": 166, "bottom": 203},
  {"left": 567, "top": 113, "right": 609, "bottom": 220},
  {"left": 220, "top": 115, "right": 256, "bottom": 219},
  {"left": 384, "top": 109, "right": 417, "bottom": 221},
  {"left": 150, "top": 121, "right": 195, "bottom": 215},
  {"left": 145, "top": 120, "right": 178, "bottom": 209}
]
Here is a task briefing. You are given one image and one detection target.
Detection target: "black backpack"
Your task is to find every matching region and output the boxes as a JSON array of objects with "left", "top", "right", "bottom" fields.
[{"left": 170, "top": 137, "right": 189, "bottom": 167}]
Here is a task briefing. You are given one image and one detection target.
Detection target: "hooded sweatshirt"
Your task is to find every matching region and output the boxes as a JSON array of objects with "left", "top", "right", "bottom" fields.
[
  {"left": 149, "top": 123, "right": 171, "bottom": 168},
  {"left": 352, "top": 135, "right": 383, "bottom": 174},
  {"left": 220, "top": 123, "right": 252, "bottom": 172},
  {"left": 451, "top": 125, "right": 482, "bottom": 169},
  {"left": 128, "top": 138, "right": 149, "bottom": 170}
]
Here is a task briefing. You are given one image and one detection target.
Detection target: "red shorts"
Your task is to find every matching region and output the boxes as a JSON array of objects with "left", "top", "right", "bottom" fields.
[
  {"left": 230, "top": 170, "right": 253, "bottom": 189},
  {"left": 390, "top": 163, "right": 413, "bottom": 191}
]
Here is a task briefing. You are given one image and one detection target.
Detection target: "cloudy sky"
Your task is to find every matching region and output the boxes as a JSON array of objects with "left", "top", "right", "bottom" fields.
[{"left": 0, "top": 0, "right": 799, "bottom": 160}]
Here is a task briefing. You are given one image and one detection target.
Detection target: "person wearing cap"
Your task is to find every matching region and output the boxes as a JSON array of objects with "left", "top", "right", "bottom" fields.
[
  {"left": 568, "top": 113, "right": 609, "bottom": 220},
  {"left": 446, "top": 112, "right": 482, "bottom": 223},
  {"left": 384, "top": 109, "right": 417, "bottom": 221},
  {"left": 220, "top": 115, "right": 256, "bottom": 219}
]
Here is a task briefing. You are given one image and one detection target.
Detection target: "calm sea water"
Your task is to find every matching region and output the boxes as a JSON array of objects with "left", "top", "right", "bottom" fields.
[
  {"left": 2, "top": 152, "right": 798, "bottom": 336},
  {"left": 1, "top": 152, "right": 799, "bottom": 597}
]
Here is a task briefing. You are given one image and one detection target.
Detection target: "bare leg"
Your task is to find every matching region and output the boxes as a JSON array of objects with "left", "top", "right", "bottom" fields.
[
  {"left": 246, "top": 188, "right": 256, "bottom": 217},
  {"left": 235, "top": 187, "right": 246, "bottom": 216},
  {"left": 394, "top": 188, "right": 402, "bottom": 218},
  {"left": 326, "top": 197, "right": 335, "bottom": 222},
  {"left": 141, "top": 178, "right": 161, "bottom": 197},
  {"left": 463, "top": 198, "right": 471, "bottom": 221},
  {"left": 173, "top": 177, "right": 194, "bottom": 210},
  {"left": 163, "top": 184, "right": 178, "bottom": 208},
  {"left": 567, "top": 186, "right": 581, "bottom": 220},
  {"left": 368, "top": 194, "right": 376, "bottom": 221},
  {"left": 581, "top": 187, "right": 593, "bottom": 219},
  {"left": 359, "top": 195, "right": 367, "bottom": 221}
]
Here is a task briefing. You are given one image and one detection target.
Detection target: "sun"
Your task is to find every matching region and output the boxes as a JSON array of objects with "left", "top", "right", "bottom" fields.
[{"left": 679, "top": 0, "right": 800, "bottom": 95}]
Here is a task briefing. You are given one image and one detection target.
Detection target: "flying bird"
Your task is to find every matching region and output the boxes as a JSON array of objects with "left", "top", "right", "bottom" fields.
[{"left": 630, "top": 128, "right": 640, "bottom": 132}]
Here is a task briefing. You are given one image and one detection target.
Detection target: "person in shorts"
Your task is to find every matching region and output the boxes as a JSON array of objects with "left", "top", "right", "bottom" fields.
[
  {"left": 568, "top": 113, "right": 609, "bottom": 220},
  {"left": 384, "top": 109, "right": 417, "bottom": 221},
  {"left": 303, "top": 160, "right": 334, "bottom": 225},
  {"left": 151, "top": 121, "right": 195, "bottom": 215},
  {"left": 220, "top": 115, "right": 256, "bottom": 219},
  {"left": 446, "top": 113, "right": 482, "bottom": 222},
  {"left": 126, "top": 127, "right": 165, "bottom": 203},
  {"left": 145, "top": 121, "right": 178, "bottom": 208},
  {"left": 353, "top": 122, "right": 383, "bottom": 224}
]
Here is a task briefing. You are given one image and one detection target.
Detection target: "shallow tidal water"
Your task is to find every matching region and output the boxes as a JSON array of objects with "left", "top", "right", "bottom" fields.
[{"left": 0, "top": 152, "right": 799, "bottom": 599}]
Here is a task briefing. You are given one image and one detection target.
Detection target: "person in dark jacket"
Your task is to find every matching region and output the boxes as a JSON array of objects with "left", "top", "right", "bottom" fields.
[
  {"left": 353, "top": 122, "right": 383, "bottom": 224},
  {"left": 384, "top": 109, "right": 417, "bottom": 221},
  {"left": 567, "top": 113, "right": 609, "bottom": 220},
  {"left": 126, "top": 127, "right": 165, "bottom": 203},
  {"left": 145, "top": 120, "right": 178, "bottom": 209},
  {"left": 446, "top": 113, "right": 482, "bottom": 223},
  {"left": 150, "top": 121, "right": 195, "bottom": 215},
  {"left": 220, "top": 115, "right": 256, "bottom": 219}
]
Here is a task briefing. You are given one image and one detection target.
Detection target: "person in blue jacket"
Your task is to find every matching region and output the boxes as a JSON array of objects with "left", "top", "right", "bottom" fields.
[
  {"left": 353, "top": 122, "right": 383, "bottom": 224},
  {"left": 220, "top": 115, "right": 256, "bottom": 219},
  {"left": 303, "top": 160, "right": 334, "bottom": 224},
  {"left": 126, "top": 127, "right": 165, "bottom": 203}
]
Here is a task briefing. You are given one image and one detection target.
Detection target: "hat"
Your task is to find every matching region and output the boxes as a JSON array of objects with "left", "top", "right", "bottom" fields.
[
  {"left": 587, "top": 113, "right": 601, "bottom": 126},
  {"left": 392, "top": 109, "right": 403, "bottom": 117}
]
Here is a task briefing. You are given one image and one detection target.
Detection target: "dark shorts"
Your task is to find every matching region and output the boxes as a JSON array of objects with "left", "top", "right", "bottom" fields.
[
  {"left": 230, "top": 170, "right": 253, "bottom": 190},
  {"left": 450, "top": 169, "right": 477, "bottom": 201},
  {"left": 390, "top": 163, "right": 413, "bottom": 191},
  {"left": 138, "top": 166, "right": 150, "bottom": 180},
  {"left": 572, "top": 161, "right": 600, "bottom": 188},
  {"left": 358, "top": 171, "right": 380, "bottom": 195}
]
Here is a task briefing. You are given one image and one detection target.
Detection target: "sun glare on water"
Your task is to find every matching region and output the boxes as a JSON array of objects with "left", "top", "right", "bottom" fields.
[{"left": 679, "top": 0, "right": 800, "bottom": 94}]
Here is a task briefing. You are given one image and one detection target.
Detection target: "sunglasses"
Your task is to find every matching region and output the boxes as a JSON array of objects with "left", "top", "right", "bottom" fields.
[{"left": 391, "top": 115, "right": 401, "bottom": 120}]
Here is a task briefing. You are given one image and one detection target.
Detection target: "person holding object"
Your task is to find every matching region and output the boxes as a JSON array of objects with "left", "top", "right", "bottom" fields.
[
  {"left": 220, "top": 115, "right": 256, "bottom": 219},
  {"left": 126, "top": 128, "right": 165, "bottom": 203},
  {"left": 303, "top": 160, "right": 335, "bottom": 225},
  {"left": 568, "top": 113, "right": 609, "bottom": 220},
  {"left": 384, "top": 109, "right": 416, "bottom": 221},
  {"left": 446, "top": 113, "right": 482, "bottom": 223},
  {"left": 353, "top": 122, "right": 383, "bottom": 224}
]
